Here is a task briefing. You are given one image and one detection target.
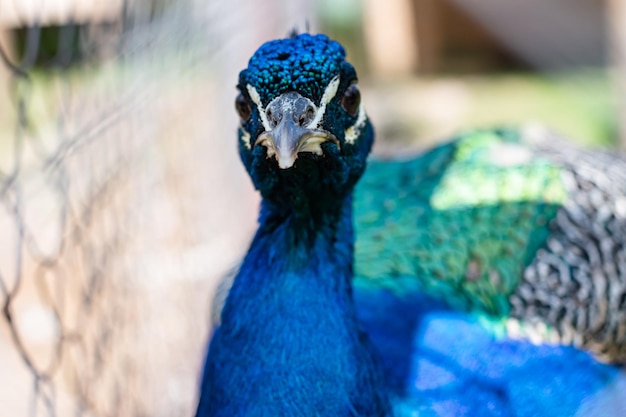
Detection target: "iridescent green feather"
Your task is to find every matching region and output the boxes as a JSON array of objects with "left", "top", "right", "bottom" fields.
[{"left": 353, "top": 129, "right": 567, "bottom": 317}]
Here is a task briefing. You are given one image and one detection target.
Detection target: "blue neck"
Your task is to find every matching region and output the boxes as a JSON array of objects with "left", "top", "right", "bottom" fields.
[{"left": 198, "top": 195, "right": 390, "bottom": 416}]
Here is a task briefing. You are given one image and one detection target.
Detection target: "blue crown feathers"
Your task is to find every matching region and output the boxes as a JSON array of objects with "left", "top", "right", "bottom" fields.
[{"left": 238, "top": 34, "right": 346, "bottom": 104}]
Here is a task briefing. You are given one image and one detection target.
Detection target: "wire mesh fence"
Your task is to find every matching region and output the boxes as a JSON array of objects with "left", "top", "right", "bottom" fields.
[{"left": 0, "top": 1, "right": 312, "bottom": 415}]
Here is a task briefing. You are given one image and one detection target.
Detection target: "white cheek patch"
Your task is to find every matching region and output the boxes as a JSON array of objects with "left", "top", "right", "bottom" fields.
[
  {"left": 344, "top": 104, "right": 367, "bottom": 144},
  {"left": 306, "top": 75, "right": 340, "bottom": 130},
  {"left": 240, "top": 127, "right": 251, "bottom": 149},
  {"left": 246, "top": 84, "right": 271, "bottom": 132}
]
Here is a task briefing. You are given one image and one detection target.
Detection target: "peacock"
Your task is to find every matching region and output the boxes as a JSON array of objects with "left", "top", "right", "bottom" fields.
[{"left": 195, "top": 33, "right": 626, "bottom": 416}]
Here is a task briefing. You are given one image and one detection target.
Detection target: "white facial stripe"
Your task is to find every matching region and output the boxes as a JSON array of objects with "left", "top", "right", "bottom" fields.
[
  {"left": 246, "top": 84, "right": 271, "bottom": 131},
  {"left": 320, "top": 75, "right": 341, "bottom": 105},
  {"left": 240, "top": 128, "right": 251, "bottom": 149},
  {"left": 246, "top": 76, "right": 344, "bottom": 139},
  {"left": 306, "top": 75, "right": 340, "bottom": 130},
  {"left": 344, "top": 104, "right": 367, "bottom": 144}
]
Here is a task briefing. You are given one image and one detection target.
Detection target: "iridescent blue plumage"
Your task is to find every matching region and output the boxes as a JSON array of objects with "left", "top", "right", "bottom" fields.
[
  {"left": 240, "top": 34, "right": 346, "bottom": 104},
  {"left": 196, "top": 33, "right": 626, "bottom": 416}
]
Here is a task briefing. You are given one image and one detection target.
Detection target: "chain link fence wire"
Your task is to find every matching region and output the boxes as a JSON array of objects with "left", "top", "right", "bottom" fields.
[{"left": 0, "top": 1, "right": 313, "bottom": 416}]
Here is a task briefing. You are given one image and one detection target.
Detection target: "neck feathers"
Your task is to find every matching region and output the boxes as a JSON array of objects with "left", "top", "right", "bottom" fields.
[
  {"left": 198, "top": 194, "right": 390, "bottom": 416},
  {"left": 257, "top": 194, "right": 354, "bottom": 264},
  {"left": 223, "top": 195, "right": 356, "bottom": 324}
]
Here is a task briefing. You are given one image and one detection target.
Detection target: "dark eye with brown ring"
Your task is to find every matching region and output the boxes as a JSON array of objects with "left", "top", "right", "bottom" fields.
[
  {"left": 235, "top": 93, "right": 252, "bottom": 121},
  {"left": 341, "top": 84, "right": 361, "bottom": 117}
]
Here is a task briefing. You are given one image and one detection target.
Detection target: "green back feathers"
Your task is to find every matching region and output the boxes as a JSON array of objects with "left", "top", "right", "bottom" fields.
[{"left": 354, "top": 129, "right": 567, "bottom": 316}]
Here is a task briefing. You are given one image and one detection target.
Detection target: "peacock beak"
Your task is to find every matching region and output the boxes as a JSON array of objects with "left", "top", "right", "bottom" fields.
[
  {"left": 255, "top": 123, "right": 339, "bottom": 169},
  {"left": 253, "top": 92, "right": 339, "bottom": 169}
]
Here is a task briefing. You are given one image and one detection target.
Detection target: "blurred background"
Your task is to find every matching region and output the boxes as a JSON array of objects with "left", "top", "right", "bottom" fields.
[{"left": 0, "top": 0, "right": 624, "bottom": 415}]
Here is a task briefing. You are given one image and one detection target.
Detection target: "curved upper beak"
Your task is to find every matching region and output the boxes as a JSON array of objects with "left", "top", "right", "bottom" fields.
[{"left": 254, "top": 92, "right": 339, "bottom": 169}]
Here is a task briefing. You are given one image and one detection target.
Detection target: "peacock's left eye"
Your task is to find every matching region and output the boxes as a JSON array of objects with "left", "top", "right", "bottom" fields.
[
  {"left": 235, "top": 93, "right": 252, "bottom": 121},
  {"left": 341, "top": 84, "right": 361, "bottom": 117}
]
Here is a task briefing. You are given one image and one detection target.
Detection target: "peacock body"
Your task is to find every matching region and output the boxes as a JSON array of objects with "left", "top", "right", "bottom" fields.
[
  {"left": 196, "top": 33, "right": 626, "bottom": 416},
  {"left": 355, "top": 127, "right": 626, "bottom": 363}
]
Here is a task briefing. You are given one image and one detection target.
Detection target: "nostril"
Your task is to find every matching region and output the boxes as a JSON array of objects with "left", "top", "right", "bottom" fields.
[
  {"left": 266, "top": 109, "right": 278, "bottom": 128},
  {"left": 298, "top": 106, "right": 315, "bottom": 126}
]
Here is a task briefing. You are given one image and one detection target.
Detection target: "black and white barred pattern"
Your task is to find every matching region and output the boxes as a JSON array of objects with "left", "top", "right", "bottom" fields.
[{"left": 510, "top": 126, "right": 626, "bottom": 363}]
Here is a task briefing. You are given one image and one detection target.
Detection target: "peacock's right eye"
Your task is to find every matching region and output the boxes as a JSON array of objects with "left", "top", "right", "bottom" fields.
[
  {"left": 341, "top": 84, "right": 361, "bottom": 117},
  {"left": 235, "top": 93, "right": 252, "bottom": 121}
]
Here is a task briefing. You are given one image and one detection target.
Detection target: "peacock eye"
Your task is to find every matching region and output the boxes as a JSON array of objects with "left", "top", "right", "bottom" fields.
[
  {"left": 341, "top": 84, "right": 361, "bottom": 117},
  {"left": 235, "top": 93, "right": 252, "bottom": 121}
]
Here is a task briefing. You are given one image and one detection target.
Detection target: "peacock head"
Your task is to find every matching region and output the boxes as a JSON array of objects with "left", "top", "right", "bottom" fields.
[{"left": 236, "top": 33, "right": 374, "bottom": 208}]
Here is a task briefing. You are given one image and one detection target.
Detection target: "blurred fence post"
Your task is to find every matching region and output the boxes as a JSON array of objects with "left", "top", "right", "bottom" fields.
[
  {"left": 413, "top": 0, "right": 441, "bottom": 73},
  {"left": 608, "top": 0, "right": 626, "bottom": 148},
  {"left": 363, "top": 0, "right": 420, "bottom": 77}
]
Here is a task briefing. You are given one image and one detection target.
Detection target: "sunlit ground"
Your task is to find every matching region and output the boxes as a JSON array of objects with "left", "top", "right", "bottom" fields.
[{"left": 366, "top": 69, "right": 615, "bottom": 154}]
